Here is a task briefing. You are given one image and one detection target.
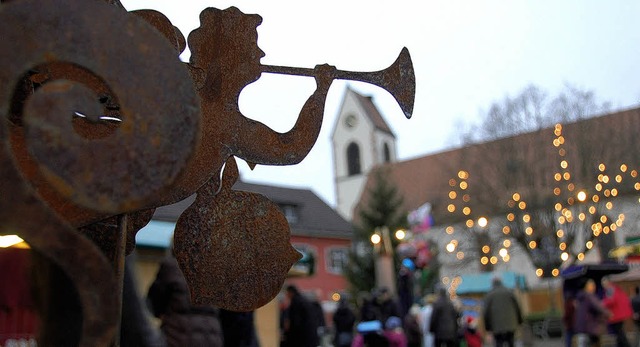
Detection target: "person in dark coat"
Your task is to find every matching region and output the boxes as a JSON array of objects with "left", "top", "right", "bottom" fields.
[
  {"left": 220, "top": 309, "right": 259, "bottom": 347},
  {"left": 147, "top": 255, "right": 223, "bottom": 347},
  {"left": 374, "top": 287, "right": 401, "bottom": 325},
  {"left": 429, "top": 287, "right": 459, "bottom": 347},
  {"left": 283, "top": 284, "right": 318, "bottom": 347},
  {"left": 574, "top": 279, "right": 610, "bottom": 347},
  {"left": 333, "top": 297, "right": 356, "bottom": 347},
  {"left": 483, "top": 276, "right": 523, "bottom": 347},
  {"left": 404, "top": 304, "right": 423, "bottom": 347}
]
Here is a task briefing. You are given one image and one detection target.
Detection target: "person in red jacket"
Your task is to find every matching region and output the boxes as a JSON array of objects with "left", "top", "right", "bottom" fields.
[{"left": 602, "top": 277, "right": 633, "bottom": 347}]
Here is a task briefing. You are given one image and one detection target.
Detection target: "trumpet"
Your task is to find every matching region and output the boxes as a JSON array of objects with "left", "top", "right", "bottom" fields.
[{"left": 261, "top": 47, "right": 415, "bottom": 119}]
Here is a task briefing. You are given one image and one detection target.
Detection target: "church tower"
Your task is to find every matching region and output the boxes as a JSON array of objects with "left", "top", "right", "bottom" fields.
[{"left": 331, "top": 87, "right": 398, "bottom": 221}]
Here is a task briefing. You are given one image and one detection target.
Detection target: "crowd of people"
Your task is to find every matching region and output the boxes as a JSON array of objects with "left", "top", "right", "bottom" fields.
[
  {"left": 563, "top": 277, "right": 638, "bottom": 347},
  {"left": 142, "top": 254, "right": 640, "bottom": 347},
  {"left": 277, "top": 276, "right": 521, "bottom": 347}
]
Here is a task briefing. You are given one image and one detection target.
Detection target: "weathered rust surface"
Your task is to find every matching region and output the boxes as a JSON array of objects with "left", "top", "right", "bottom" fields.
[
  {"left": 0, "top": 0, "right": 415, "bottom": 344},
  {"left": 174, "top": 157, "right": 301, "bottom": 311}
]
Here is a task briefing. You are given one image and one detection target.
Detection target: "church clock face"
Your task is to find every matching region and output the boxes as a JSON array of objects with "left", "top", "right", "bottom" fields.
[{"left": 345, "top": 114, "right": 358, "bottom": 128}]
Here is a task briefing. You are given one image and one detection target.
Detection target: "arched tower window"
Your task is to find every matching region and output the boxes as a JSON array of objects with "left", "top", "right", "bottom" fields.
[
  {"left": 347, "top": 142, "right": 361, "bottom": 176},
  {"left": 383, "top": 142, "right": 391, "bottom": 163}
]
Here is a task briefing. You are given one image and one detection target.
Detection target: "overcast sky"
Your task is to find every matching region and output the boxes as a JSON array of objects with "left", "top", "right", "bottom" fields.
[{"left": 121, "top": 1, "right": 640, "bottom": 206}]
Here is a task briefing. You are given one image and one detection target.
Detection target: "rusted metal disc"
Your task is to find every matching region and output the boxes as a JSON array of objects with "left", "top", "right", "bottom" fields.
[
  {"left": 1, "top": 0, "right": 200, "bottom": 213},
  {"left": 174, "top": 158, "right": 301, "bottom": 311}
]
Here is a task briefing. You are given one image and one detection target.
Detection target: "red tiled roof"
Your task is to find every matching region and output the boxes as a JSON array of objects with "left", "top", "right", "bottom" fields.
[{"left": 355, "top": 107, "right": 640, "bottom": 225}]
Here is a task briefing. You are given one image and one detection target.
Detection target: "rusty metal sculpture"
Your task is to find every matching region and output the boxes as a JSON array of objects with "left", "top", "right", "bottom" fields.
[{"left": 0, "top": 0, "right": 415, "bottom": 345}]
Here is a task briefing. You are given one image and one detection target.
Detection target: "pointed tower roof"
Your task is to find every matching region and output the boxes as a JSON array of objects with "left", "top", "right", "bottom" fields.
[
  {"left": 350, "top": 88, "right": 395, "bottom": 137},
  {"left": 332, "top": 86, "right": 396, "bottom": 139}
]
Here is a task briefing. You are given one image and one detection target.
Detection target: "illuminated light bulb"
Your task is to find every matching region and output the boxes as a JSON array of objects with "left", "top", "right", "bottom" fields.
[
  {"left": 592, "top": 195, "right": 600, "bottom": 203},
  {"left": 598, "top": 174, "right": 604, "bottom": 183},
  {"left": 558, "top": 216, "right": 565, "bottom": 224},
  {"left": 552, "top": 269, "right": 560, "bottom": 277},
  {"left": 529, "top": 241, "right": 537, "bottom": 249},
  {"left": 558, "top": 136, "right": 565, "bottom": 144},
  {"left": 446, "top": 243, "right": 456, "bottom": 253},
  {"left": 459, "top": 181, "right": 468, "bottom": 190},
  {"left": 499, "top": 248, "right": 508, "bottom": 257},
  {"left": 0, "top": 235, "right": 24, "bottom": 248},
  {"left": 631, "top": 170, "right": 638, "bottom": 178},
  {"left": 490, "top": 256, "right": 498, "bottom": 265},
  {"left": 458, "top": 170, "right": 467, "bottom": 179},
  {"left": 449, "top": 179, "right": 457, "bottom": 187},
  {"left": 635, "top": 183, "right": 640, "bottom": 191},
  {"left": 456, "top": 252, "right": 465, "bottom": 260},
  {"left": 559, "top": 242, "right": 567, "bottom": 251},
  {"left": 555, "top": 203, "right": 562, "bottom": 211},
  {"left": 600, "top": 215, "right": 608, "bottom": 223},
  {"left": 577, "top": 191, "right": 587, "bottom": 202},
  {"left": 611, "top": 188, "right": 618, "bottom": 197},
  {"left": 619, "top": 214, "right": 625, "bottom": 221},
  {"left": 553, "top": 139, "right": 560, "bottom": 147},
  {"left": 523, "top": 214, "right": 530, "bottom": 223},
  {"left": 448, "top": 204, "right": 456, "bottom": 213},
  {"left": 595, "top": 183, "right": 602, "bottom": 191},
  {"left": 604, "top": 189, "right": 611, "bottom": 197},
  {"left": 536, "top": 269, "right": 544, "bottom": 277},
  {"left": 564, "top": 172, "right": 571, "bottom": 181},
  {"left": 481, "top": 257, "right": 489, "bottom": 265},
  {"left": 503, "top": 239, "right": 511, "bottom": 247},
  {"left": 478, "top": 217, "right": 488, "bottom": 228},
  {"left": 554, "top": 173, "right": 562, "bottom": 181},
  {"left": 557, "top": 229, "right": 564, "bottom": 238},
  {"left": 525, "top": 227, "right": 533, "bottom": 235},
  {"left": 371, "top": 234, "right": 381, "bottom": 244},
  {"left": 620, "top": 164, "right": 628, "bottom": 172},
  {"left": 615, "top": 175, "right": 622, "bottom": 183},
  {"left": 502, "top": 226, "right": 511, "bottom": 234},
  {"left": 561, "top": 252, "right": 569, "bottom": 261},
  {"left": 599, "top": 163, "right": 606, "bottom": 172},
  {"left": 466, "top": 219, "right": 474, "bottom": 228},
  {"left": 449, "top": 191, "right": 457, "bottom": 199},
  {"left": 395, "top": 229, "right": 406, "bottom": 240},
  {"left": 554, "top": 188, "right": 561, "bottom": 196},
  {"left": 463, "top": 207, "right": 471, "bottom": 215},
  {"left": 611, "top": 224, "right": 617, "bottom": 232},
  {"left": 579, "top": 213, "right": 586, "bottom": 221},
  {"left": 567, "top": 183, "right": 575, "bottom": 191},
  {"left": 518, "top": 201, "right": 527, "bottom": 210},
  {"left": 507, "top": 213, "right": 515, "bottom": 222},
  {"left": 446, "top": 226, "right": 454, "bottom": 234},
  {"left": 567, "top": 197, "right": 575, "bottom": 205},
  {"left": 606, "top": 202, "right": 613, "bottom": 210},
  {"left": 602, "top": 175, "right": 610, "bottom": 184},
  {"left": 577, "top": 253, "right": 585, "bottom": 261},
  {"left": 561, "top": 160, "right": 568, "bottom": 169},
  {"left": 482, "top": 245, "right": 490, "bottom": 254},
  {"left": 586, "top": 241, "right": 593, "bottom": 249},
  {"left": 503, "top": 254, "right": 510, "bottom": 262},
  {"left": 512, "top": 193, "right": 521, "bottom": 201}
]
